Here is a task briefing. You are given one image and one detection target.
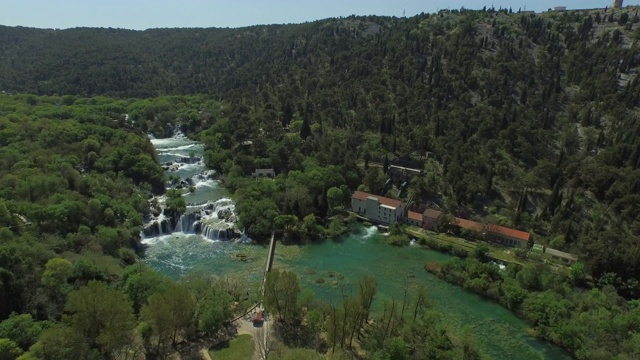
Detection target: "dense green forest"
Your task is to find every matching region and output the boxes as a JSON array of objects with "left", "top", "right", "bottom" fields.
[
  {"left": 0, "top": 95, "right": 479, "bottom": 359},
  {"left": 2, "top": 5, "right": 640, "bottom": 359},
  {"left": 0, "top": 95, "right": 241, "bottom": 360}
]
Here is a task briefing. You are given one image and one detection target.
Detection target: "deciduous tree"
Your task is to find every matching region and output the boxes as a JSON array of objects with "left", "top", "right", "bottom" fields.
[
  {"left": 64, "top": 281, "right": 135, "bottom": 357},
  {"left": 141, "top": 283, "right": 196, "bottom": 353},
  {"left": 264, "top": 269, "right": 300, "bottom": 324}
]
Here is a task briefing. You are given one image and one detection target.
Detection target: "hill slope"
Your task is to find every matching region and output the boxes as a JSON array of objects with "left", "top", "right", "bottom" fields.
[{"left": 2, "top": 7, "right": 640, "bottom": 296}]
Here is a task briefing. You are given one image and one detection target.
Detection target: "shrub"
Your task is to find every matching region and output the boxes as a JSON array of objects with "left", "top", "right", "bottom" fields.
[{"left": 385, "top": 234, "right": 410, "bottom": 246}]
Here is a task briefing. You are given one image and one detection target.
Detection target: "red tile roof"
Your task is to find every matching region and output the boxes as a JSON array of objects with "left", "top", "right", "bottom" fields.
[
  {"left": 352, "top": 191, "right": 402, "bottom": 208},
  {"left": 423, "top": 209, "right": 442, "bottom": 219},
  {"left": 452, "top": 217, "right": 484, "bottom": 232},
  {"left": 252, "top": 311, "right": 263, "bottom": 322},
  {"left": 408, "top": 211, "right": 422, "bottom": 221},
  {"left": 486, "top": 224, "right": 530, "bottom": 242},
  {"left": 352, "top": 191, "right": 369, "bottom": 201}
]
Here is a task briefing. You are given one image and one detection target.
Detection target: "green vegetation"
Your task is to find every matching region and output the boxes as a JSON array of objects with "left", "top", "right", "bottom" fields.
[
  {"left": 384, "top": 223, "right": 411, "bottom": 246},
  {"left": 4, "top": 8, "right": 640, "bottom": 292},
  {"left": 0, "top": 94, "right": 163, "bottom": 321},
  {"left": 263, "top": 269, "right": 482, "bottom": 359},
  {"left": 428, "top": 257, "right": 640, "bottom": 359},
  {"left": 407, "top": 226, "right": 525, "bottom": 264},
  {"left": 0, "top": 94, "right": 257, "bottom": 359},
  {"left": 1, "top": 5, "right": 640, "bottom": 359},
  {"left": 209, "top": 334, "right": 254, "bottom": 360},
  {"left": 271, "top": 347, "right": 323, "bottom": 360}
]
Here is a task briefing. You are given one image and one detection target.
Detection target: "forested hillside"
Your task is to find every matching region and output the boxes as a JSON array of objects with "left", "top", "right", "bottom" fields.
[
  {"left": 0, "top": 96, "right": 481, "bottom": 359},
  {"left": 2, "top": 6, "right": 640, "bottom": 358},
  {"left": 3, "top": 6, "right": 640, "bottom": 289},
  {"left": 0, "top": 95, "right": 279, "bottom": 359}
]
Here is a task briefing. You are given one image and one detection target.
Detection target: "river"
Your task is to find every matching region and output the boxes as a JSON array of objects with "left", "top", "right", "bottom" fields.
[{"left": 141, "top": 132, "right": 570, "bottom": 360}]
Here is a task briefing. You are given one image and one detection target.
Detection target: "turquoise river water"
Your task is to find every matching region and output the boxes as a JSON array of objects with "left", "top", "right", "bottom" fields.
[{"left": 142, "top": 134, "right": 570, "bottom": 360}]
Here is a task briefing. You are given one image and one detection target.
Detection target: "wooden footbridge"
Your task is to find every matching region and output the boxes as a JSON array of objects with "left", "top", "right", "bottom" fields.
[{"left": 261, "top": 231, "right": 277, "bottom": 298}]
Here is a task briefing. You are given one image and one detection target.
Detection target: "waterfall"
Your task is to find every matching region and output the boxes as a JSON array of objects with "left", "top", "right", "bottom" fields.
[
  {"left": 160, "top": 218, "right": 172, "bottom": 234},
  {"left": 142, "top": 131, "right": 246, "bottom": 243},
  {"left": 174, "top": 212, "right": 199, "bottom": 233},
  {"left": 171, "top": 124, "right": 187, "bottom": 139},
  {"left": 143, "top": 211, "right": 174, "bottom": 238},
  {"left": 142, "top": 217, "right": 173, "bottom": 238},
  {"left": 202, "top": 225, "right": 223, "bottom": 241},
  {"left": 201, "top": 226, "right": 236, "bottom": 242},
  {"left": 143, "top": 198, "right": 240, "bottom": 241},
  {"left": 143, "top": 221, "right": 160, "bottom": 237}
]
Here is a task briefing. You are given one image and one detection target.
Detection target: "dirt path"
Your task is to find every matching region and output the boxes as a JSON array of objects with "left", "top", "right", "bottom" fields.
[
  {"left": 235, "top": 317, "right": 256, "bottom": 336},
  {"left": 231, "top": 308, "right": 272, "bottom": 360},
  {"left": 199, "top": 348, "right": 213, "bottom": 360}
]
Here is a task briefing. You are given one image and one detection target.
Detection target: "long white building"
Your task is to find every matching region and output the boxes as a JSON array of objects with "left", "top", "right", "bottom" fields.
[{"left": 351, "top": 191, "right": 406, "bottom": 225}]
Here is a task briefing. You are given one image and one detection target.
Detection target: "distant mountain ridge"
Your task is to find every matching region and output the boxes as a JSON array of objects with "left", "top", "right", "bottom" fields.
[{"left": 0, "top": 8, "right": 639, "bottom": 101}]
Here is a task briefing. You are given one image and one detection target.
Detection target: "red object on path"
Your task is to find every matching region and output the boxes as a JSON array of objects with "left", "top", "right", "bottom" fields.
[{"left": 252, "top": 311, "right": 263, "bottom": 324}]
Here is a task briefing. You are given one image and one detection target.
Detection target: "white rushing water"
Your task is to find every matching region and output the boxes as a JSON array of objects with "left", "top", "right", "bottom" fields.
[{"left": 141, "top": 127, "right": 242, "bottom": 244}]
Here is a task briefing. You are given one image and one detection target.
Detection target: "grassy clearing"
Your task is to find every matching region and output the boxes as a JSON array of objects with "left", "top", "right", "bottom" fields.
[
  {"left": 209, "top": 334, "right": 254, "bottom": 360},
  {"left": 406, "top": 226, "right": 525, "bottom": 265},
  {"left": 271, "top": 347, "right": 324, "bottom": 360}
]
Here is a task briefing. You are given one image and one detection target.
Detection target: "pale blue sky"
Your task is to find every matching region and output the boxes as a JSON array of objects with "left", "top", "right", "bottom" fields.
[{"left": 0, "top": 0, "right": 635, "bottom": 30}]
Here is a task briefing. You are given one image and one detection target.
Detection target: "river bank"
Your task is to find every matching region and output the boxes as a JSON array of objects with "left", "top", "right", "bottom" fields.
[
  {"left": 141, "top": 132, "right": 569, "bottom": 359},
  {"left": 143, "top": 228, "right": 569, "bottom": 359},
  {"left": 422, "top": 244, "right": 584, "bottom": 358}
]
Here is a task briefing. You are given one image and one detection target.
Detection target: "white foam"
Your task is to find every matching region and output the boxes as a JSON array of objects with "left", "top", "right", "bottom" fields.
[
  {"left": 195, "top": 180, "right": 217, "bottom": 188},
  {"left": 362, "top": 226, "right": 378, "bottom": 239},
  {"left": 177, "top": 163, "right": 206, "bottom": 171},
  {"left": 158, "top": 152, "right": 193, "bottom": 158},
  {"left": 150, "top": 138, "right": 185, "bottom": 147},
  {"left": 186, "top": 203, "right": 208, "bottom": 208},
  {"left": 158, "top": 144, "right": 202, "bottom": 152},
  {"left": 140, "top": 234, "right": 174, "bottom": 245}
]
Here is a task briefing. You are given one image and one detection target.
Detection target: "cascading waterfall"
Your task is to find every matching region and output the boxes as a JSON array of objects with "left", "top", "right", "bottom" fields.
[
  {"left": 175, "top": 198, "right": 237, "bottom": 241},
  {"left": 143, "top": 187, "right": 240, "bottom": 241},
  {"left": 142, "top": 211, "right": 174, "bottom": 237},
  {"left": 141, "top": 126, "right": 243, "bottom": 243},
  {"left": 174, "top": 211, "right": 200, "bottom": 233},
  {"left": 169, "top": 124, "right": 187, "bottom": 140}
]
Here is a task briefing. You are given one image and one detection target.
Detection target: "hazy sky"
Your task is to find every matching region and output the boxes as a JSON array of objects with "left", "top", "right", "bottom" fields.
[{"left": 0, "top": 0, "right": 635, "bottom": 30}]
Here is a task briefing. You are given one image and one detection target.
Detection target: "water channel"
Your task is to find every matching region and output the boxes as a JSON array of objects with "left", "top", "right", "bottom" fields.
[{"left": 142, "top": 132, "right": 570, "bottom": 360}]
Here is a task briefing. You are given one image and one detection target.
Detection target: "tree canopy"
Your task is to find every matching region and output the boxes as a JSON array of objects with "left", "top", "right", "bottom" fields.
[{"left": 1, "top": 6, "right": 640, "bottom": 359}]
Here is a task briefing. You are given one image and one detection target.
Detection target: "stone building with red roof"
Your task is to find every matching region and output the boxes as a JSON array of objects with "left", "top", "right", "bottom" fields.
[
  {"left": 350, "top": 191, "right": 532, "bottom": 248},
  {"left": 485, "top": 224, "right": 531, "bottom": 247},
  {"left": 422, "top": 209, "right": 442, "bottom": 230},
  {"left": 406, "top": 211, "right": 423, "bottom": 227},
  {"left": 351, "top": 191, "right": 406, "bottom": 225},
  {"left": 450, "top": 217, "right": 485, "bottom": 240}
]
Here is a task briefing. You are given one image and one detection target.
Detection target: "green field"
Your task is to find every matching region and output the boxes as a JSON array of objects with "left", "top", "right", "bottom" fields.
[
  {"left": 405, "top": 226, "right": 525, "bottom": 265},
  {"left": 209, "top": 334, "right": 254, "bottom": 360}
]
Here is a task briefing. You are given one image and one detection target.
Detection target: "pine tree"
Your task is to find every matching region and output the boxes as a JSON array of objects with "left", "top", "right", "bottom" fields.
[
  {"left": 282, "top": 101, "right": 293, "bottom": 128},
  {"left": 364, "top": 152, "right": 371, "bottom": 170},
  {"left": 300, "top": 118, "right": 312, "bottom": 139}
]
